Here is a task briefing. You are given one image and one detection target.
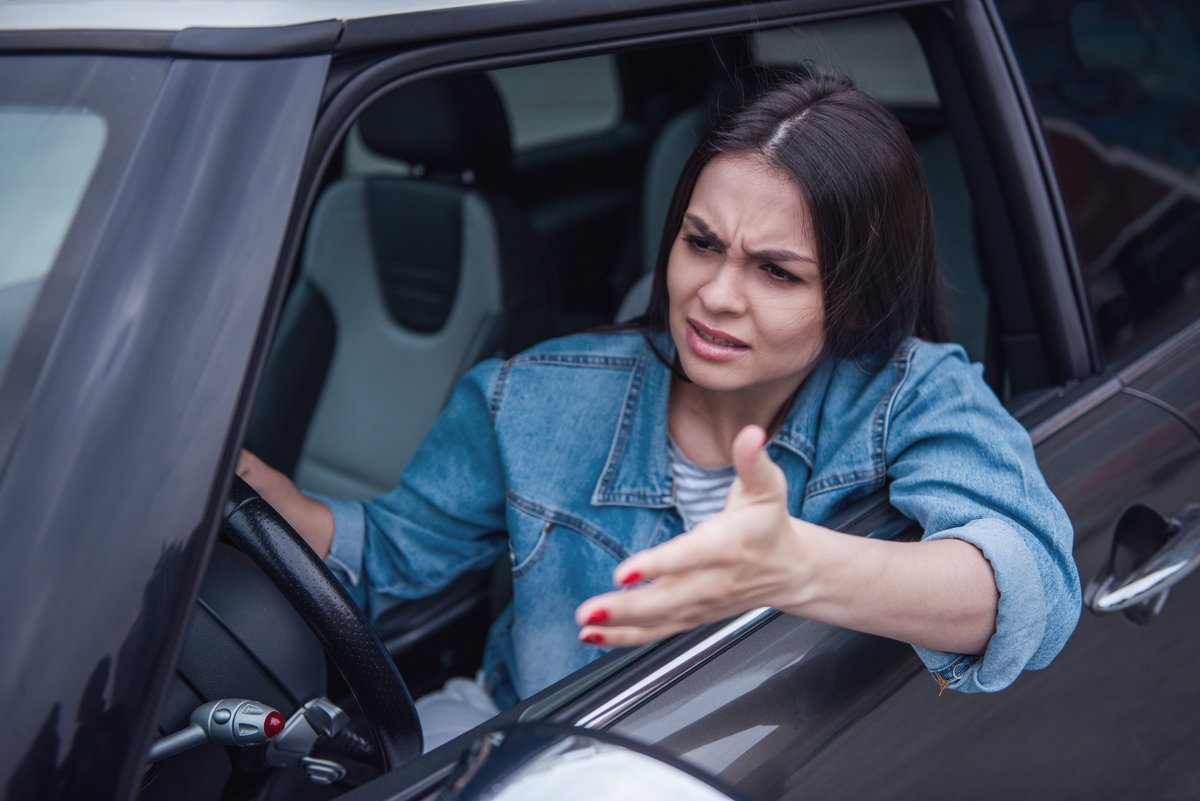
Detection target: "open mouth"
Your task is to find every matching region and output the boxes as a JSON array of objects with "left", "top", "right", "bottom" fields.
[{"left": 689, "top": 320, "right": 747, "bottom": 348}]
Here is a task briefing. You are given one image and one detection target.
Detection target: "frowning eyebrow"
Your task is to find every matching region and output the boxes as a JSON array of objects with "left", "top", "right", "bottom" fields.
[{"left": 684, "top": 213, "right": 816, "bottom": 265}]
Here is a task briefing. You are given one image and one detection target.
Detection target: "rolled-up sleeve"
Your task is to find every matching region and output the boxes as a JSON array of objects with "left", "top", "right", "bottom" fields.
[
  {"left": 322, "top": 497, "right": 369, "bottom": 604},
  {"left": 315, "top": 358, "right": 510, "bottom": 621},
  {"left": 885, "top": 343, "right": 1081, "bottom": 693}
]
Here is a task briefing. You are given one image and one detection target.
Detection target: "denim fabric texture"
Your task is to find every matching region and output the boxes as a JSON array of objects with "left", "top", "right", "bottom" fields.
[{"left": 324, "top": 330, "right": 1081, "bottom": 708}]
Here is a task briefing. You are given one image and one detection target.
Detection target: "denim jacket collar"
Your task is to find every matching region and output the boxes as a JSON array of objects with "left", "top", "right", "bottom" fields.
[{"left": 591, "top": 331, "right": 832, "bottom": 510}]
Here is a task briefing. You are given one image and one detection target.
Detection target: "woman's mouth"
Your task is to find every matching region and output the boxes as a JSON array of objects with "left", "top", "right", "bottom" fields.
[{"left": 685, "top": 320, "right": 748, "bottom": 361}]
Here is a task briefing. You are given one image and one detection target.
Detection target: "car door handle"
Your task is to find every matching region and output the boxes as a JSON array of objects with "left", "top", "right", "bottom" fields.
[{"left": 1087, "top": 505, "right": 1200, "bottom": 614}]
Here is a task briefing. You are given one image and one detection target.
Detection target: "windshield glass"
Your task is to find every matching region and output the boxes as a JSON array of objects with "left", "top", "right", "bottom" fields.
[
  {"left": 0, "top": 54, "right": 167, "bottom": 466},
  {"left": 0, "top": 106, "right": 106, "bottom": 379}
]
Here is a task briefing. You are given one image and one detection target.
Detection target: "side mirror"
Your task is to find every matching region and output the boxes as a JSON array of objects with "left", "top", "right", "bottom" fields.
[{"left": 442, "top": 723, "right": 743, "bottom": 801}]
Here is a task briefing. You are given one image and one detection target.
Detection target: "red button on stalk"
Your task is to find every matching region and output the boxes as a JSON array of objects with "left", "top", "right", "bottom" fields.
[{"left": 264, "top": 710, "right": 285, "bottom": 739}]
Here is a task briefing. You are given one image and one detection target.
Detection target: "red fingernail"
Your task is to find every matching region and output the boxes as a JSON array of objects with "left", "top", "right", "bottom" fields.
[
  {"left": 619, "top": 571, "right": 643, "bottom": 586},
  {"left": 581, "top": 632, "right": 604, "bottom": 645},
  {"left": 585, "top": 609, "right": 609, "bottom": 625}
]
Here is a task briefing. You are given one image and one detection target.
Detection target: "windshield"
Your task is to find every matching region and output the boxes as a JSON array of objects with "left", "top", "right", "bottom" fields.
[
  {"left": 0, "top": 106, "right": 106, "bottom": 379},
  {"left": 0, "top": 54, "right": 168, "bottom": 468}
]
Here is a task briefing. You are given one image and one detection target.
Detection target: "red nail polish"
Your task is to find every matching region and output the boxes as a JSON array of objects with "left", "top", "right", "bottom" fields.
[
  {"left": 620, "top": 571, "right": 643, "bottom": 586},
  {"left": 585, "top": 609, "right": 609, "bottom": 625},
  {"left": 582, "top": 632, "right": 604, "bottom": 645}
]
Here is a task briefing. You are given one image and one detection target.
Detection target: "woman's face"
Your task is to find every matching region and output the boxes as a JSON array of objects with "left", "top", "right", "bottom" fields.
[{"left": 668, "top": 153, "right": 825, "bottom": 404}]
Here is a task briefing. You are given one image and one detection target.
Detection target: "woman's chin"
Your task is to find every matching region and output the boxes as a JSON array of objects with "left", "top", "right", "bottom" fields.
[{"left": 674, "top": 355, "right": 746, "bottom": 394}]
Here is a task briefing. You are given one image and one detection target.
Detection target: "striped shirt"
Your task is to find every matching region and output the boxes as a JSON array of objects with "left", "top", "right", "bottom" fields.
[{"left": 668, "top": 438, "right": 736, "bottom": 529}]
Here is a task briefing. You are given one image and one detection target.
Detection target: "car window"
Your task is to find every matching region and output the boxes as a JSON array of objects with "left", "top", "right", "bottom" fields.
[
  {"left": 341, "top": 55, "right": 622, "bottom": 177},
  {"left": 342, "top": 54, "right": 623, "bottom": 176},
  {"left": 0, "top": 107, "right": 106, "bottom": 381},
  {"left": 490, "top": 54, "right": 623, "bottom": 152},
  {"left": 752, "top": 13, "right": 939, "bottom": 107},
  {"left": 998, "top": 0, "right": 1200, "bottom": 364}
]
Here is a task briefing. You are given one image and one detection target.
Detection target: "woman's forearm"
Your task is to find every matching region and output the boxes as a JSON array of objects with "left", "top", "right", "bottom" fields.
[
  {"left": 286, "top": 495, "right": 335, "bottom": 559},
  {"left": 237, "top": 450, "right": 336, "bottom": 558},
  {"left": 576, "top": 427, "right": 1003, "bottom": 654},
  {"left": 779, "top": 521, "right": 998, "bottom": 655}
]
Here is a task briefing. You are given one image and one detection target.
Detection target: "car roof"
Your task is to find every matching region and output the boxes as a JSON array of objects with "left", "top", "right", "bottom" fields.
[
  {"left": 0, "top": 0, "right": 522, "bottom": 31},
  {"left": 0, "top": 0, "right": 751, "bottom": 55}
]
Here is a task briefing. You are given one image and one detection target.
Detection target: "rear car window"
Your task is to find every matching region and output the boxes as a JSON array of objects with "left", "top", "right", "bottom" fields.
[
  {"left": 490, "top": 54, "right": 623, "bottom": 151},
  {"left": 751, "top": 13, "right": 938, "bottom": 107},
  {"left": 0, "top": 108, "right": 106, "bottom": 380},
  {"left": 343, "top": 56, "right": 623, "bottom": 175},
  {"left": 999, "top": 0, "right": 1200, "bottom": 362}
]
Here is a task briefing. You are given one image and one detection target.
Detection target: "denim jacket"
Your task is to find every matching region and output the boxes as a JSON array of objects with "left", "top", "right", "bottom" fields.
[{"left": 324, "top": 330, "right": 1081, "bottom": 709}]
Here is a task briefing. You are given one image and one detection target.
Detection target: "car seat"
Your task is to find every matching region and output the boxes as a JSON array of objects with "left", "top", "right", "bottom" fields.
[
  {"left": 617, "top": 100, "right": 727, "bottom": 322},
  {"left": 247, "top": 73, "right": 548, "bottom": 499}
]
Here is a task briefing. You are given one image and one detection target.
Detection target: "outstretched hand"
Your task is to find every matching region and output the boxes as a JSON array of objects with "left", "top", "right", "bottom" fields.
[{"left": 575, "top": 425, "right": 816, "bottom": 647}]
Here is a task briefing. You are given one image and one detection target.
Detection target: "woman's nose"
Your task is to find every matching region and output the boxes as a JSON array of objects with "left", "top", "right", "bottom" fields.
[{"left": 696, "top": 262, "right": 746, "bottom": 315}]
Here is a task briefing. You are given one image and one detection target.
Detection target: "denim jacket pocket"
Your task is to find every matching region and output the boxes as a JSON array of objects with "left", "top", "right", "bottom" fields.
[
  {"left": 506, "top": 491, "right": 629, "bottom": 581},
  {"left": 508, "top": 516, "right": 553, "bottom": 578}
]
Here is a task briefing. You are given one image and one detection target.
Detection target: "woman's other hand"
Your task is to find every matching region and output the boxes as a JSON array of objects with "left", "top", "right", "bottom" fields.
[
  {"left": 236, "top": 450, "right": 335, "bottom": 558},
  {"left": 574, "top": 426, "right": 999, "bottom": 654},
  {"left": 575, "top": 425, "right": 811, "bottom": 646}
]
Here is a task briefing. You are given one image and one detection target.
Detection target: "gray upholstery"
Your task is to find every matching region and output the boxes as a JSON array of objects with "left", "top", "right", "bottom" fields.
[
  {"left": 294, "top": 182, "right": 504, "bottom": 499},
  {"left": 640, "top": 107, "right": 710, "bottom": 275},
  {"left": 615, "top": 272, "right": 653, "bottom": 323},
  {"left": 917, "top": 131, "right": 987, "bottom": 362},
  {"left": 614, "top": 107, "right": 709, "bottom": 324}
]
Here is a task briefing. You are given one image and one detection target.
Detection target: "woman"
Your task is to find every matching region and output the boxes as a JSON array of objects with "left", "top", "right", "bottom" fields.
[{"left": 239, "top": 74, "right": 1080, "bottom": 745}]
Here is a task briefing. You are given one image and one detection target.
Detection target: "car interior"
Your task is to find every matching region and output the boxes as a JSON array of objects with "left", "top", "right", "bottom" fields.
[{"left": 139, "top": 8, "right": 1059, "bottom": 800}]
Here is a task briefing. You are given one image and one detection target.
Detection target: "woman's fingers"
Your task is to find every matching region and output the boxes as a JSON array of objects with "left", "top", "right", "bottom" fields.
[
  {"left": 236, "top": 448, "right": 259, "bottom": 477},
  {"left": 611, "top": 523, "right": 729, "bottom": 587},
  {"left": 577, "top": 562, "right": 758, "bottom": 635},
  {"left": 578, "top": 621, "right": 691, "bottom": 648},
  {"left": 580, "top": 425, "right": 800, "bottom": 647},
  {"left": 577, "top": 580, "right": 692, "bottom": 630},
  {"left": 728, "top": 424, "right": 787, "bottom": 505}
]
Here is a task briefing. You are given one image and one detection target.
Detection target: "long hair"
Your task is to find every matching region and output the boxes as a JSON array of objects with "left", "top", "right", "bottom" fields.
[{"left": 642, "top": 72, "right": 948, "bottom": 361}]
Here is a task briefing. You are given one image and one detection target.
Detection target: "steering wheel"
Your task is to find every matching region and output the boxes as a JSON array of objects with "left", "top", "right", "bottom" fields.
[{"left": 221, "top": 476, "right": 423, "bottom": 768}]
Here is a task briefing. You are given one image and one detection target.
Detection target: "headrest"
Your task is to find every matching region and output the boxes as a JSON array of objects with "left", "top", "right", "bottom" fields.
[{"left": 358, "top": 73, "right": 513, "bottom": 184}]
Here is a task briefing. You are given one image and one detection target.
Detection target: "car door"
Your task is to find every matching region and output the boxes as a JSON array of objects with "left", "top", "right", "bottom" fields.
[
  {"left": 783, "top": 3, "right": 1200, "bottom": 796},
  {"left": 0, "top": 45, "right": 331, "bottom": 800}
]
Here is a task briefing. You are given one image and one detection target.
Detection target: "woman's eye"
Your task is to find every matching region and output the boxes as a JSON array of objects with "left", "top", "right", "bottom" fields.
[
  {"left": 760, "top": 263, "right": 802, "bottom": 284},
  {"left": 683, "top": 235, "right": 718, "bottom": 253}
]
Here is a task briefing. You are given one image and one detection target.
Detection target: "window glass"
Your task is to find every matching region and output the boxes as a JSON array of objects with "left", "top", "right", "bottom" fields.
[
  {"left": 999, "top": 0, "right": 1200, "bottom": 361},
  {"left": 0, "top": 107, "right": 106, "bottom": 380},
  {"left": 752, "top": 14, "right": 939, "bottom": 107},
  {"left": 490, "top": 54, "right": 622, "bottom": 151},
  {"left": 343, "top": 56, "right": 622, "bottom": 174}
]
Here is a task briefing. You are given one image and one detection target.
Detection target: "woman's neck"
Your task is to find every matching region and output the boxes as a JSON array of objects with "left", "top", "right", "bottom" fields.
[{"left": 667, "top": 377, "right": 799, "bottom": 467}]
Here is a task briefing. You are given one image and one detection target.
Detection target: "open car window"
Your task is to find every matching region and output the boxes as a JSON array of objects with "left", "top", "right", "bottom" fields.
[{"left": 240, "top": 2, "right": 1020, "bottom": 741}]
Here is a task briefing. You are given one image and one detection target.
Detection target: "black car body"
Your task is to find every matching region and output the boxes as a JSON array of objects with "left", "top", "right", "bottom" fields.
[{"left": 1, "top": 1, "right": 1198, "bottom": 799}]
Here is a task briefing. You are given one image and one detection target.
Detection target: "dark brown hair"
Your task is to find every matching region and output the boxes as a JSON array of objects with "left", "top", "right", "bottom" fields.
[{"left": 642, "top": 72, "right": 947, "bottom": 360}]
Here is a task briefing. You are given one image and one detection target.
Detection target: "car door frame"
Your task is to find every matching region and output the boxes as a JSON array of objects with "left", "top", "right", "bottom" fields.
[{"left": 290, "top": 0, "right": 1107, "bottom": 798}]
